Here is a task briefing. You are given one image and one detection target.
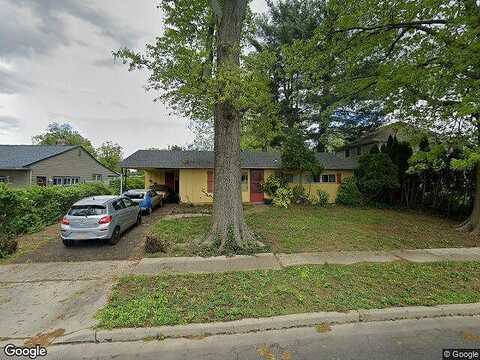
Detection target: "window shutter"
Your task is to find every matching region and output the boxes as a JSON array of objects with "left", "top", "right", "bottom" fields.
[
  {"left": 336, "top": 172, "right": 342, "bottom": 184},
  {"left": 207, "top": 171, "right": 214, "bottom": 193}
]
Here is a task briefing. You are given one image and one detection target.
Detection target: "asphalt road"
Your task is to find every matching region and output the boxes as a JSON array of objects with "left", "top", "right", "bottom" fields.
[
  {"left": 36, "top": 316, "right": 480, "bottom": 360},
  {"left": 11, "top": 205, "right": 174, "bottom": 263}
]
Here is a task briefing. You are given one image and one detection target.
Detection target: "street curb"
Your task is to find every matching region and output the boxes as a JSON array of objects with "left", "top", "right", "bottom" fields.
[{"left": 52, "top": 303, "right": 480, "bottom": 345}]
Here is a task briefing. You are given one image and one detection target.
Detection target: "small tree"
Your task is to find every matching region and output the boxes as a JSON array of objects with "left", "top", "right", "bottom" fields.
[
  {"left": 356, "top": 153, "right": 399, "bottom": 202},
  {"left": 281, "top": 128, "right": 322, "bottom": 185},
  {"left": 97, "top": 141, "right": 123, "bottom": 172}
]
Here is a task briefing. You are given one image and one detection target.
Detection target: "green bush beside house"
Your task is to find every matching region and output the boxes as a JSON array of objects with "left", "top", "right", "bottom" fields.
[{"left": 0, "top": 182, "right": 112, "bottom": 257}]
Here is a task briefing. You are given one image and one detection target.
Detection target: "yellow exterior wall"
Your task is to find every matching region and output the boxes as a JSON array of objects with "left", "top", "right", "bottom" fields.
[
  {"left": 178, "top": 168, "right": 251, "bottom": 204},
  {"left": 179, "top": 169, "right": 212, "bottom": 204},
  {"left": 289, "top": 170, "right": 354, "bottom": 203},
  {"left": 144, "top": 169, "right": 165, "bottom": 189},
  {"left": 146, "top": 168, "right": 354, "bottom": 204}
]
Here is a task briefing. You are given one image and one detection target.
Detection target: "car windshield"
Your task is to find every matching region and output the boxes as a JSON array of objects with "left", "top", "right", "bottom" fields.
[
  {"left": 124, "top": 192, "right": 145, "bottom": 199},
  {"left": 68, "top": 205, "right": 106, "bottom": 216}
]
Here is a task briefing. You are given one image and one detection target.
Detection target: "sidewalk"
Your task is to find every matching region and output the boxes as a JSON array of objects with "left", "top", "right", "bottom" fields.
[
  {"left": 132, "top": 247, "right": 480, "bottom": 274},
  {"left": 1, "top": 247, "right": 479, "bottom": 344}
]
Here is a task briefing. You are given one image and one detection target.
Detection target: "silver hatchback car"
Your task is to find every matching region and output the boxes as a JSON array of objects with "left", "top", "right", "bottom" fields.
[{"left": 60, "top": 195, "right": 141, "bottom": 247}]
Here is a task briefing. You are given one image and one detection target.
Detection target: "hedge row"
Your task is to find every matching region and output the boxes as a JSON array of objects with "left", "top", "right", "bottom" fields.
[
  {"left": 0, "top": 182, "right": 112, "bottom": 236},
  {"left": 109, "top": 176, "right": 145, "bottom": 195}
]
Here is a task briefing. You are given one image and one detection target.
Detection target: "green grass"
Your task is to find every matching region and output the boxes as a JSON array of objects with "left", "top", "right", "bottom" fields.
[
  {"left": 97, "top": 261, "right": 480, "bottom": 328},
  {"left": 148, "top": 205, "right": 476, "bottom": 256}
]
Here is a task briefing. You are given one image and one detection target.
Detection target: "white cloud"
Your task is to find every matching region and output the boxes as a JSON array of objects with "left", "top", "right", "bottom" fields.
[{"left": 0, "top": 0, "right": 268, "bottom": 154}]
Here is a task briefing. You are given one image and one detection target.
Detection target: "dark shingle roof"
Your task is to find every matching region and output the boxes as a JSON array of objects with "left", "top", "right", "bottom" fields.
[
  {"left": 121, "top": 150, "right": 357, "bottom": 170},
  {"left": 0, "top": 145, "right": 79, "bottom": 169}
]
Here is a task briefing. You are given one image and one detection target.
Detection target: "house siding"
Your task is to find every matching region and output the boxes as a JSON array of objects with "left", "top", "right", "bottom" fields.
[
  {"left": 264, "top": 170, "right": 354, "bottom": 203},
  {"left": 145, "top": 168, "right": 352, "bottom": 205},
  {"left": 0, "top": 169, "right": 31, "bottom": 187},
  {"left": 30, "top": 147, "right": 117, "bottom": 185},
  {"left": 145, "top": 169, "right": 165, "bottom": 188}
]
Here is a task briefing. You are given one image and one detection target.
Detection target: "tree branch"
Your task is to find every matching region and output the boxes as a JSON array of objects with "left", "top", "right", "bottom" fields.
[{"left": 331, "top": 19, "right": 448, "bottom": 34}]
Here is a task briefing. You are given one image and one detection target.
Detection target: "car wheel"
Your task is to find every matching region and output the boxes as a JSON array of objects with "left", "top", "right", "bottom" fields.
[
  {"left": 108, "top": 226, "right": 121, "bottom": 245},
  {"left": 136, "top": 213, "right": 142, "bottom": 226},
  {"left": 62, "top": 239, "right": 73, "bottom": 247}
]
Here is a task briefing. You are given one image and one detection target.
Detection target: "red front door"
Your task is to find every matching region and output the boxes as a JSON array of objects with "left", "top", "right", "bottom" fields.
[
  {"left": 165, "top": 172, "right": 175, "bottom": 192},
  {"left": 250, "top": 170, "right": 264, "bottom": 203}
]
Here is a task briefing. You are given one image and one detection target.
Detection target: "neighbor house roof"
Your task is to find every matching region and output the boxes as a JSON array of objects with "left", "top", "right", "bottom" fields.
[
  {"left": 0, "top": 145, "right": 119, "bottom": 175},
  {"left": 121, "top": 150, "right": 358, "bottom": 170},
  {"left": 339, "top": 122, "right": 419, "bottom": 150},
  {"left": 0, "top": 145, "right": 79, "bottom": 170}
]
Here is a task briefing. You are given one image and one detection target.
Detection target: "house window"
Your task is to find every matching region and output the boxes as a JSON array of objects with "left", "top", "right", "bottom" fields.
[
  {"left": 53, "top": 176, "right": 80, "bottom": 186},
  {"left": 0, "top": 176, "right": 9, "bottom": 183},
  {"left": 241, "top": 172, "right": 248, "bottom": 192},
  {"left": 321, "top": 174, "right": 336, "bottom": 183},
  {"left": 357, "top": 147, "right": 361, "bottom": 156},
  {"left": 93, "top": 174, "right": 102, "bottom": 182},
  {"left": 312, "top": 175, "right": 321, "bottom": 183},
  {"left": 36, "top": 176, "right": 47, "bottom": 186},
  {"left": 345, "top": 148, "right": 350, "bottom": 158},
  {"left": 207, "top": 171, "right": 214, "bottom": 193}
]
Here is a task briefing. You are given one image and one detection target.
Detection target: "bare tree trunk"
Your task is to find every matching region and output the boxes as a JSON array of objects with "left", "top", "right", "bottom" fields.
[
  {"left": 206, "top": 0, "right": 257, "bottom": 252},
  {"left": 458, "top": 164, "right": 480, "bottom": 236}
]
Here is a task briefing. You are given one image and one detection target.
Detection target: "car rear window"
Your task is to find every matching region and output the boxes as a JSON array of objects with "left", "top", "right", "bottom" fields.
[
  {"left": 68, "top": 205, "right": 106, "bottom": 216},
  {"left": 124, "top": 192, "right": 144, "bottom": 199}
]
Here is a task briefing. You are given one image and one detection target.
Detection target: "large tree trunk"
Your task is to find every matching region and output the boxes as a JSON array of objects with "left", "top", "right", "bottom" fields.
[
  {"left": 458, "top": 164, "right": 480, "bottom": 236},
  {"left": 207, "top": 0, "right": 257, "bottom": 252}
]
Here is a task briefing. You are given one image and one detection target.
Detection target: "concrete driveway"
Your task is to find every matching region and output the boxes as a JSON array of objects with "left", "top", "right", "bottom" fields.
[
  {"left": 9, "top": 204, "right": 175, "bottom": 264},
  {"left": 0, "top": 260, "right": 135, "bottom": 343}
]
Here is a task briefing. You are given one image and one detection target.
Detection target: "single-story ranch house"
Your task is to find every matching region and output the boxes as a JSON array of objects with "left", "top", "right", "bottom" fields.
[
  {"left": 121, "top": 150, "right": 357, "bottom": 204},
  {"left": 0, "top": 145, "right": 118, "bottom": 187}
]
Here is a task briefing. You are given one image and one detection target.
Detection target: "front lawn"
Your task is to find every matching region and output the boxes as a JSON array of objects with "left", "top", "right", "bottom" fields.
[
  {"left": 148, "top": 205, "right": 476, "bottom": 256},
  {"left": 97, "top": 261, "right": 480, "bottom": 328}
]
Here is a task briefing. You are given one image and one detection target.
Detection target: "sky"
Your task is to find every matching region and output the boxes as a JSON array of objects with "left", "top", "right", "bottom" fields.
[{"left": 0, "top": 0, "right": 268, "bottom": 156}]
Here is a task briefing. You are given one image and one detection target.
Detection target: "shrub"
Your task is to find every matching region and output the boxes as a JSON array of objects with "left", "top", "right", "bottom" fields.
[
  {"left": 336, "top": 177, "right": 362, "bottom": 206},
  {"left": 0, "top": 233, "right": 17, "bottom": 259},
  {"left": 144, "top": 232, "right": 170, "bottom": 253},
  {"left": 356, "top": 153, "right": 400, "bottom": 201},
  {"left": 291, "top": 184, "right": 308, "bottom": 204},
  {"left": 0, "top": 182, "right": 111, "bottom": 236},
  {"left": 312, "top": 190, "right": 329, "bottom": 207},
  {"left": 272, "top": 187, "right": 293, "bottom": 208},
  {"left": 109, "top": 176, "right": 145, "bottom": 195},
  {"left": 260, "top": 175, "right": 287, "bottom": 197}
]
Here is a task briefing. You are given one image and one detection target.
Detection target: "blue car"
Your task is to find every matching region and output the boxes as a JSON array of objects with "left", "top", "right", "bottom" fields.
[{"left": 122, "top": 189, "right": 164, "bottom": 214}]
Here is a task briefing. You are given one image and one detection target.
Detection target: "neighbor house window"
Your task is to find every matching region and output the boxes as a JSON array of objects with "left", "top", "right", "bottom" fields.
[
  {"left": 0, "top": 176, "right": 9, "bottom": 183},
  {"left": 357, "top": 147, "right": 361, "bottom": 156},
  {"left": 241, "top": 172, "right": 248, "bottom": 192},
  {"left": 53, "top": 176, "right": 80, "bottom": 186},
  {"left": 93, "top": 174, "right": 102, "bottom": 182},
  {"left": 207, "top": 171, "right": 214, "bottom": 193},
  {"left": 345, "top": 148, "right": 350, "bottom": 158},
  {"left": 322, "top": 174, "right": 336, "bottom": 183}
]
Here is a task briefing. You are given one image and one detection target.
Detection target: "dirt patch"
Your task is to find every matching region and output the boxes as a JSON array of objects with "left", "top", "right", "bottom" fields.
[
  {"left": 315, "top": 323, "right": 332, "bottom": 333},
  {"left": 24, "top": 328, "right": 65, "bottom": 347}
]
